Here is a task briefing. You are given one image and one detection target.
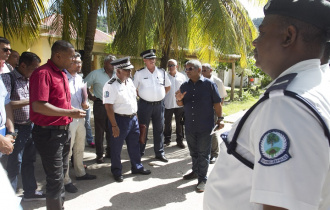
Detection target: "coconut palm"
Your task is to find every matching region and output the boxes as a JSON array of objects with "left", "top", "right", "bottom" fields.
[
  {"left": 111, "top": 0, "right": 265, "bottom": 69},
  {"left": 0, "top": 0, "right": 47, "bottom": 42}
]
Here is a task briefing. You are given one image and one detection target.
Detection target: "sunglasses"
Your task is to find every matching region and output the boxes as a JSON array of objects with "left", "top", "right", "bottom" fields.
[
  {"left": 168, "top": 64, "right": 176, "bottom": 67},
  {"left": 2, "top": 48, "right": 11, "bottom": 53},
  {"left": 185, "top": 67, "right": 195, "bottom": 72}
]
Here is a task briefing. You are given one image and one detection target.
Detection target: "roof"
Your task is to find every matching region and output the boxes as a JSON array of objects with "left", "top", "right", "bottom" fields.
[{"left": 40, "top": 14, "right": 114, "bottom": 43}]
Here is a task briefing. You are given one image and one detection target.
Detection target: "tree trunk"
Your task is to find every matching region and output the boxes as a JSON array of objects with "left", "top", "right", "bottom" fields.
[
  {"left": 239, "top": 69, "right": 244, "bottom": 97},
  {"left": 81, "top": 0, "right": 100, "bottom": 77},
  {"left": 230, "top": 62, "right": 235, "bottom": 101}
]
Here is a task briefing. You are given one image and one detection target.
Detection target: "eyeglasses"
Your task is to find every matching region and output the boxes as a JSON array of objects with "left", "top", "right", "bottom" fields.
[
  {"left": 168, "top": 64, "right": 175, "bottom": 67},
  {"left": 2, "top": 48, "right": 11, "bottom": 53},
  {"left": 73, "top": 61, "right": 82, "bottom": 65},
  {"left": 185, "top": 67, "right": 195, "bottom": 72}
]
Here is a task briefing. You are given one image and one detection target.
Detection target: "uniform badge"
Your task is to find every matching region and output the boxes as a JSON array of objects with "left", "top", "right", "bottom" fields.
[
  {"left": 258, "top": 129, "right": 291, "bottom": 166},
  {"left": 104, "top": 91, "right": 109, "bottom": 98}
]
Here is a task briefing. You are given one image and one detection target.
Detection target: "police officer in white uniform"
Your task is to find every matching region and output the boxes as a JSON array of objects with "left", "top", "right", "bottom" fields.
[
  {"left": 133, "top": 49, "right": 171, "bottom": 162},
  {"left": 204, "top": 0, "right": 330, "bottom": 210},
  {"left": 103, "top": 57, "right": 151, "bottom": 182}
]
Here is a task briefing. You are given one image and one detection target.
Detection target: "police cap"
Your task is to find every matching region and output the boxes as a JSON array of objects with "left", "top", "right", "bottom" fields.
[
  {"left": 110, "top": 57, "right": 134, "bottom": 70},
  {"left": 140, "top": 49, "right": 156, "bottom": 59},
  {"left": 264, "top": 0, "right": 330, "bottom": 31}
]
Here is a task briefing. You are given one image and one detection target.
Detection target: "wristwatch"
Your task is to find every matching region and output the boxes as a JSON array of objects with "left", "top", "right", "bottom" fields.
[
  {"left": 217, "top": 116, "right": 224, "bottom": 121},
  {"left": 7, "top": 132, "right": 17, "bottom": 138}
]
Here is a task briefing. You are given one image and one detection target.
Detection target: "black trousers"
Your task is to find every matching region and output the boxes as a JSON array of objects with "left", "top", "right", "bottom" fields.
[
  {"left": 93, "top": 100, "right": 112, "bottom": 158},
  {"left": 32, "top": 125, "right": 70, "bottom": 210},
  {"left": 164, "top": 107, "right": 184, "bottom": 144}
]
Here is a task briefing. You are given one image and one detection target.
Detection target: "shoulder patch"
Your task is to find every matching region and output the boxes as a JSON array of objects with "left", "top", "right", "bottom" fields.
[
  {"left": 137, "top": 67, "right": 144, "bottom": 71},
  {"left": 258, "top": 129, "right": 291, "bottom": 166},
  {"left": 104, "top": 91, "right": 110, "bottom": 98},
  {"left": 108, "top": 78, "right": 116, "bottom": 84}
]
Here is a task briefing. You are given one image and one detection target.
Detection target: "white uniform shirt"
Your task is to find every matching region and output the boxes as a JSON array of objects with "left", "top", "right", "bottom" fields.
[
  {"left": 133, "top": 67, "right": 171, "bottom": 102},
  {"left": 65, "top": 70, "right": 84, "bottom": 110},
  {"left": 204, "top": 59, "right": 330, "bottom": 210},
  {"left": 103, "top": 76, "right": 137, "bottom": 115},
  {"left": 209, "top": 75, "right": 227, "bottom": 98},
  {"left": 321, "top": 64, "right": 330, "bottom": 82},
  {"left": 164, "top": 71, "right": 187, "bottom": 109}
]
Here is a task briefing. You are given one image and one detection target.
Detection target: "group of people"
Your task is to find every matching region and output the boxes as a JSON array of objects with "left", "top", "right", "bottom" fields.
[{"left": 1, "top": 0, "right": 330, "bottom": 209}]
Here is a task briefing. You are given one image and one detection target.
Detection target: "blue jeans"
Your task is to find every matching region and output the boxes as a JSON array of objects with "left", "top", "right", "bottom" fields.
[
  {"left": 6, "top": 124, "right": 37, "bottom": 195},
  {"left": 85, "top": 108, "right": 94, "bottom": 144},
  {"left": 137, "top": 99, "right": 165, "bottom": 157},
  {"left": 185, "top": 130, "right": 212, "bottom": 182}
]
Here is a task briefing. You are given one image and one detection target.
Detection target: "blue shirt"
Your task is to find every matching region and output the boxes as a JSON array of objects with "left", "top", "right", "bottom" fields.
[
  {"left": 180, "top": 76, "right": 221, "bottom": 133},
  {"left": 0, "top": 76, "right": 10, "bottom": 127}
]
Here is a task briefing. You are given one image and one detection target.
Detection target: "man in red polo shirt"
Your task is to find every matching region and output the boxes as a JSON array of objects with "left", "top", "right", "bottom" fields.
[{"left": 29, "top": 40, "right": 86, "bottom": 210}]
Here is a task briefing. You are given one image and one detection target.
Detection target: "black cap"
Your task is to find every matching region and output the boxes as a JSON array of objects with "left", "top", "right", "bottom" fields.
[
  {"left": 264, "top": 0, "right": 330, "bottom": 31},
  {"left": 140, "top": 49, "right": 156, "bottom": 59},
  {"left": 110, "top": 57, "right": 134, "bottom": 69}
]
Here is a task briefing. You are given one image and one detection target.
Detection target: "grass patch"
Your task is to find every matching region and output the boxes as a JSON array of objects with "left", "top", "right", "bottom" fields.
[{"left": 222, "top": 87, "right": 263, "bottom": 116}]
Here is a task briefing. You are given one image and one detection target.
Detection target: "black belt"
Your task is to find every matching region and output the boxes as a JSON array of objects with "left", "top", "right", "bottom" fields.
[
  {"left": 140, "top": 98, "right": 162, "bottom": 105},
  {"left": 115, "top": 113, "right": 137, "bottom": 118},
  {"left": 35, "top": 124, "right": 70, "bottom": 130}
]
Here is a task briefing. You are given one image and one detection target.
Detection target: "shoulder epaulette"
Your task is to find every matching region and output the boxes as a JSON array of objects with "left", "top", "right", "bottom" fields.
[
  {"left": 137, "top": 67, "right": 144, "bottom": 71},
  {"left": 108, "top": 78, "right": 117, "bottom": 84},
  {"left": 158, "top": 67, "right": 165, "bottom": 72}
]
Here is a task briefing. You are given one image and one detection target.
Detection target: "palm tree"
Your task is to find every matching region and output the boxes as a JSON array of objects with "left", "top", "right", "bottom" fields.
[
  {"left": 111, "top": 0, "right": 263, "bottom": 69},
  {"left": 0, "top": 0, "right": 47, "bottom": 42}
]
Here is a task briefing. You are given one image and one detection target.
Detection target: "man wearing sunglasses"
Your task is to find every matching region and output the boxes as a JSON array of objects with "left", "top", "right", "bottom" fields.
[
  {"left": 0, "top": 37, "right": 12, "bottom": 74},
  {"left": 134, "top": 49, "right": 171, "bottom": 162},
  {"left": 164, "top": 59, "right": 187, "bottom": 149},
  {"left": 175, "top": 60, "right": 223, "bottom": 192}
]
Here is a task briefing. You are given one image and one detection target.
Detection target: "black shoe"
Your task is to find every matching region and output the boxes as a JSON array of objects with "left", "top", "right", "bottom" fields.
[
  {"left": 132, "top": 168, "right": 151, "bottom": 175},
  {"left": 183, "top": 171, "right": 198, "bottom": 180},
  {"left": 23, "top": 191, "right": 46, "bottom": 201},
  {"left": 210, "top": 156, "right": 217, "bottom": 164},
  {"left": 177, "top": 142, "right": 185, "bottom": 149},
  {"left": 64, "top": 183, "right": 78, "bottom": 193},
  {"left": 76, "top": 173, "right": 97, "bottom": 180},
  {"left": 164, "top": 141, "right": 171, "bottom": 146},
  {"left": 114, "top": 175, "right": 123, "bottom": 182},
  {"left": 96, "top": 157, "right": 104, "bottom": 164},
  {"left": 155, "top": 155, "right": 169, "bottom": 162}
]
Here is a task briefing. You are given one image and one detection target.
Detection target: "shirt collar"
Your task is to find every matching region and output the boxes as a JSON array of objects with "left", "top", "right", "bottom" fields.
[
  {"left": 12, "top": 69, "right": 25, "bottom": 79},
  {"left": 47, "top": 59, "right": 62, "bottom": 72},
  {"left": 188, "top": 75, "right": 205, "bottom": 84}
]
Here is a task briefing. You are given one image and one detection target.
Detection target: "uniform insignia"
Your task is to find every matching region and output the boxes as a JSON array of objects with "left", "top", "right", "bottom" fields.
[
  {"left": 258, "top": 129, "right": 291, "bottom": 166},
  {"left": 104, "top": 91, "right": 110, "bottom": 98},
  {"left": 108, "top": 78, "right": 116, "bottom": 84},
  {"left": 137, "top": 67, "right": 144, "bottom": 71},
  {"left": 117, "top": 78, "right": 122, "bottom": 84}
]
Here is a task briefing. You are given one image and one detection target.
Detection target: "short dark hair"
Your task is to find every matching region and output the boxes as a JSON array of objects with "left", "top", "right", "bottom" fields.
[
  {"left": 51, "top": 40, "right": 74, "bottom": 54},
  {"left": 0, "top": 37, "right": 10, "bottom": 45},
  {"left": 19, "top": 52, "right": 41, "bottom": 66}
]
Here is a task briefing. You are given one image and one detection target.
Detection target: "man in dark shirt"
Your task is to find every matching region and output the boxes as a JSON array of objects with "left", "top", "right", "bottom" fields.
[
  {"left": 176, "top": 59, "right": 223, "bottom": 192},
  {"left": 30, "top": 40, "right": 86, "bottom": 210}
]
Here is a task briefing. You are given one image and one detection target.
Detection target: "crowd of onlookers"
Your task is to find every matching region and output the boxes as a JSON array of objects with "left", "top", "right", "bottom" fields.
[{"left": 0, "top": 36, "right": 226, "bottom": 209}]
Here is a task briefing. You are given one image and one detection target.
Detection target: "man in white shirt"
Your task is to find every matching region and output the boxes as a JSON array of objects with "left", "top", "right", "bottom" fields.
[
  {"left": 204, "top": 0, "right": 330, "bottom": 209},
  {"left": 164, "top": 59, "right": 186, "bottom": 149},
  {"left": 202, "top": 63, "right": 227, "bottom": 164},
  {"left": 133, "top": 49, "right": 171, "bottom": 162},
  {"left": 64, "top": 52, "right": 96, "bottom": 193}
]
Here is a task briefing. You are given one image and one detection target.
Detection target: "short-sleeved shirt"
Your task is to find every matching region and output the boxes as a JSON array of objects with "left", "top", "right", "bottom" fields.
[
  {"left": 2, "top": 69, "right": 30, "bottom": 124},
  {"left": 103, "top": 76, "right": 137, "bottom": 115},
  {"left": 180, "top": 76, "right": 221, "bottom": 133},
  {"left": 84, "top": 68, "right": 114, "bottom": 100},
  {"left": 29, "top": 59, "right": 72, "bottom": 126},
  {"left": 133, "top": 67, "right": 171, "bottom": 102},
  {"left": 204, "top": 59, "right": 330, "bottom": 210},
  {"left": 210, "top": 75, "right": 227, "bottom": 98},
  {"left": 64, "top": 70, "right": 84, "bottom": 110},
  {"left": 164, "top": 71, "right": 187, "bottom": 109},
  {"left": 0, "top": 76, "right": 10, "bottom": 127}
]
